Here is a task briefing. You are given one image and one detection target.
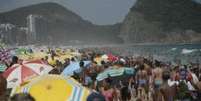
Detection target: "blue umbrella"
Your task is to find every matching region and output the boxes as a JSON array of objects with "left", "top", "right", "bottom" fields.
[{"left": 61, "top": 61, "right": 91, "bottom": 76}]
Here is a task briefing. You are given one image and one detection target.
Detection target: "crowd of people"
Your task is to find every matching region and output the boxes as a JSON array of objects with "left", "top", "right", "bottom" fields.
[{"left": 0, "top": 47, "right": 201, "bottom": 101}]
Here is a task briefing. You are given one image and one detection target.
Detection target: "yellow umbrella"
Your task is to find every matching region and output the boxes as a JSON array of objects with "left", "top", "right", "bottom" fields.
[
  {"left": 54, "top": 56, "right": 65, "bottom": 64},
  {"left": 18, "top": 52, "right": 46, "bottom": 61},
  {"left": 11, "top": 75, "right": 91, "bottom": 101},
  {"left": 59, "top": 54, "right": 73, "bottom": 63},
  {"left": 48, "top": 58, "right": 57, "bottom": 66},
  {"left": 56, "top": 48, "right": 64, "bottom": 56},
  {"left": 32, "top": 52, "right": 47, "bottom": 60},
  {"left": 48, "top": 56, "right": 68, "bottom": 65}
]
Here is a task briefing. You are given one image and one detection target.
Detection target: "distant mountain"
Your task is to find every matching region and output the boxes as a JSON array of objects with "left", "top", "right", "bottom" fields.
[
  {"left": 120, "top": 0, "right": 201, "bottom": 43},
  {"left": 2, "top": 1, "right": 200, "bottom": 45},
  {"left": 0, "top": 2, "right": 123, "bottom": 45}
]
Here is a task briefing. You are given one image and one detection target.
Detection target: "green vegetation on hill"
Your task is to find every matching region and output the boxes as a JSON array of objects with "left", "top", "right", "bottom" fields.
[{"left": 120, "top": 0, "right": 201, "bottom": 43}]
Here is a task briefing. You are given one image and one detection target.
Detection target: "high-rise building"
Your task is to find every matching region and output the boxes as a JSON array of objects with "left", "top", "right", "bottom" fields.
[
  {"left": 27, "top": 14, "right": 48, "bottom": 44},
  {"left": 27, "top": 14, "right": 37, "bottom": 44},
  {"left": 35, "top": 16, "right": 48, "bottom": 43},
  {"left": 0, "top": 23, "right": 15, "bottom": 44}
]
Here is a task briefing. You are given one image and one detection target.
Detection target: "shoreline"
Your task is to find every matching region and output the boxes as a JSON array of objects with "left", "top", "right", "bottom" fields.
[{"left": 6, "top": 43, "right": 201, "bottom": 49}]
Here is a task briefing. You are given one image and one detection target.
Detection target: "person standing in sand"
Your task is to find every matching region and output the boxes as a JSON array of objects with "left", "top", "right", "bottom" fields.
[
  {"left": 152, "top": 65, "right": 163, "bottom": 101},
  {"left": 160, "top": 70, "right": 176, "bottom": 101},
  {"left": 136, "top": 64, "right": 148, "bottom": 100}
]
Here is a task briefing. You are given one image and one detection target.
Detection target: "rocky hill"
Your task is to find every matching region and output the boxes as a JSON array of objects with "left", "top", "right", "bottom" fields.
[
  {"left": 120, "top": 0, "right": 201, "bottom": 43},
  {"left": 0, "top": 2, "right": 123, "bottom": 45},
  {"left": 1, "top": 1, "right": 201, "bottom": 45}
]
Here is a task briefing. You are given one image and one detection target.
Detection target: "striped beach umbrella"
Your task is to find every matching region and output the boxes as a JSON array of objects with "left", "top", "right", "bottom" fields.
[
  {"left": 96, "top": 67, "right": 135, "bottom": 81},
  {"left": 11, "top": 75, "right": 91, "bottom": 101},
  {"left": 0, "top": 49, "right": 12, "bottom": 62},
  {"left": 3, "top": 60, "right": 53, "bottom": 88}
]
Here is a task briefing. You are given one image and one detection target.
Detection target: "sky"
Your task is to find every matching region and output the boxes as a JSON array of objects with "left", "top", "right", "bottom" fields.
[
  {"left": 0, "top": 0, "right": 137, "bottom": 25},
  {"left": 0, "top": 0, "right": 200, "bottom": 25}
]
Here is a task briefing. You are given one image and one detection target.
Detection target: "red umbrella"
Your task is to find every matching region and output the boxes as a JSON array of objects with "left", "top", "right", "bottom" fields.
[
  {"left": 3, "top": 60, "right": 53, "bottom": 88},
  {"left": 107, "top": 54, "right": 118, "bottom": 62}
]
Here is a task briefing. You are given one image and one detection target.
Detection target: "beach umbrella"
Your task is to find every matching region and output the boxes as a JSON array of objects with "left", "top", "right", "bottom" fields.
[
  {"left": 107, "top": 54, "right": 118, "bottom": 62},
  {"left": 10, "top": 75, "right": 91, "bottom": 101},
  {"left": 0, "top": 49, "right": 12, "bottom": 62},
  {"left": 61, "top": 61, "right": 91, "bottom": 76},
  {"left": 55, "top": 54, "right": 73, "bottom": 64},
  {"left": 61, "top": 54, "right": 73, "bottom": 59},
  {"left": 15, "top": 48, "right": 27, "bottom": 55},
  {"left": 3, "top": 60, "right": 53, "bottom": 88},
  {"left": 18, "top": 54, "right": 33, "bottom": 60},
  {"left": 96, "top": 67, "right": 135, "bottom": 81},
  {"left": 47, "top": 58, "right": 57, "bottom": 66},
  {"left": 15, "top": 49, "right": 34, "bottom": 60},
  {"left": 32, "top": 52, "right": 47, "bottom": 60},
  {"left": 0, "top": 64, "right": 7, "bottom": 72}
]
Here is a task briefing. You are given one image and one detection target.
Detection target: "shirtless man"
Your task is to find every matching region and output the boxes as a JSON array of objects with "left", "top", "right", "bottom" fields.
[
  {"left": 153, "top": 66, "right": 163, "bottom": 86},
  {"left": 152, "top": 65, "right": 163, "bottom": 101},
  {"left": 136, "top": 64, "right": 148, "bottom": 100}
]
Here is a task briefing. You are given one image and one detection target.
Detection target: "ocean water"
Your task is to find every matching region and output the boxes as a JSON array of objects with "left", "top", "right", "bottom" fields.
[
  {"left": 122, "top": 44, "right": 201, "bottom": 64},
  {"left": 81, "top": 44, "right": 201, "bottom": 64},
  {"left": 11, "top": 44, "right": 201, "bottom": 64}
]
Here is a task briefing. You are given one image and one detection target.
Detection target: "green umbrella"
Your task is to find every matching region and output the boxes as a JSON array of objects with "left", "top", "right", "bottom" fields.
[
  {"left": 96, "top": 67, "right": 135, "bottom": 81},
  {"left": 0, "top": 64, "right": 7, "bottom": 72},
  {"left": 15, "top": 48, "right": 27, "bottom": 55}
]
